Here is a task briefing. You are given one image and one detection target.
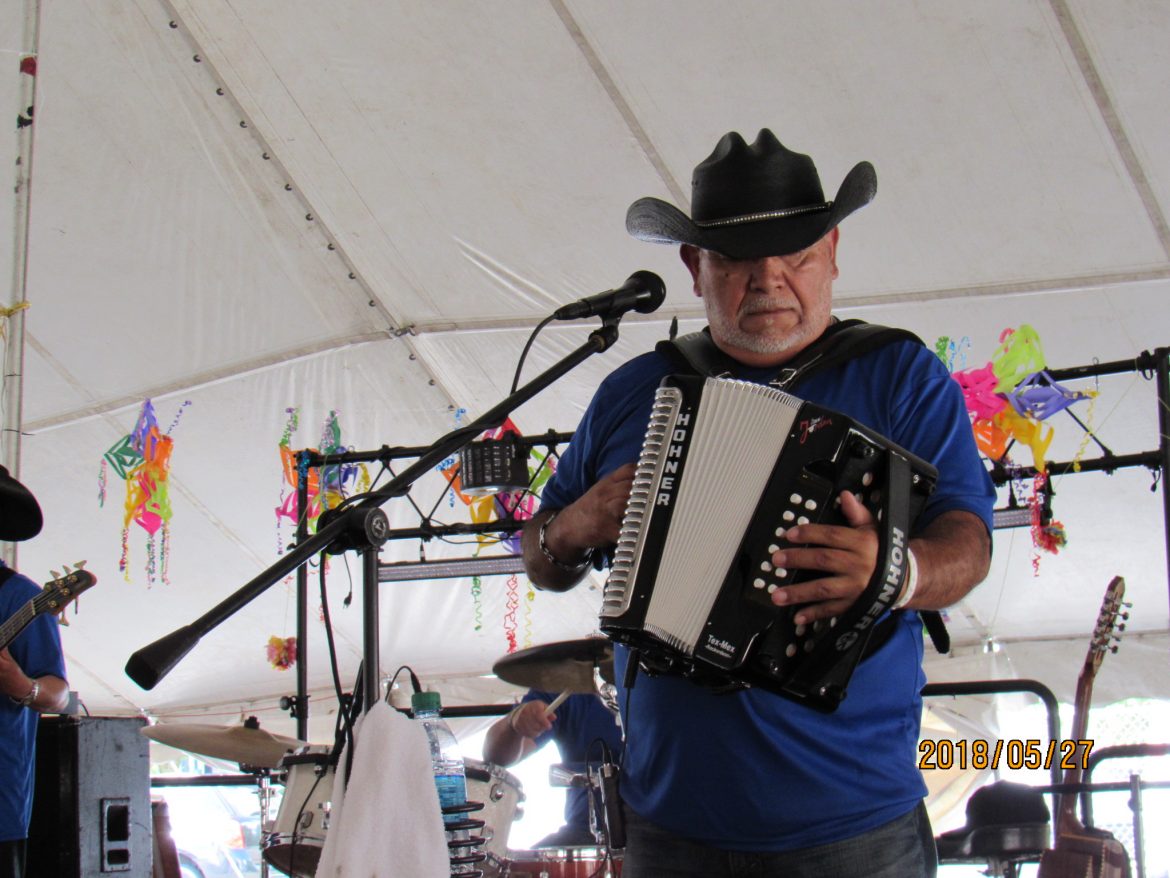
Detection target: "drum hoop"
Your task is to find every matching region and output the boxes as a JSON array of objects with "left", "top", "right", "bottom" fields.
[{"left": 280, "top": 751, "right": 333, "bottom": 768}]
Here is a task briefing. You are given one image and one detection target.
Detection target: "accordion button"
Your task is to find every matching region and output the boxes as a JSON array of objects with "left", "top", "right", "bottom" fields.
[
  {"left": 789, "top": 493, "right": 803, "bottom": 504},
  {"left": 774, "top": 527, "right": 786, "bottom": 538},
  {"left": 767, "top": 584, "right": 778, "bottom": 594},
  {"left": 785, "top": 644, "right": 798, "bottom": 658},
  {"left": 862, "top": 472, "right": 874, "bottom": 486},
  {"left": 768, "top": 544, "right": 779, "bottom": 553},
  {"left": 753, "top": 578, "right": 766, "bottom": 590},
  {"left": 776, "top": 568, "right": 788, "bottom": 578},
  {"left": 782, "top": 511, "right": 795, "bottom": 522},
  {"left": 804, "top": 499, "right": 818, "bottom": 510},
  {"left": 760, "top": 561, "right": 772, "bottom": 572},
  {"left": 797, "top": 516, "right": 810, "bottom": 525},
  {"left": 794, "top": 624, "right": 807, "bottom": 637}
]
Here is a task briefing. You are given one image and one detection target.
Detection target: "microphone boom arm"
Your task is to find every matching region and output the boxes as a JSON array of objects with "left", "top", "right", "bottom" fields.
[{"left": 124, "top": 321, "right": 624, "bottom": 705}]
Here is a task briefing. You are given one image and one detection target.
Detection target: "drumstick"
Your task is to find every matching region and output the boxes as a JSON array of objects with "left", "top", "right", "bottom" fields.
[{"left": 544, "top": 690, "right": 571, "bottom": 716}]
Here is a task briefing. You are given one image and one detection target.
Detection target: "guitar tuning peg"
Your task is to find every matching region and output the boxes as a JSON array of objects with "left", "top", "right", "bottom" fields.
[
  {"left": 1109, "top": 644, "right": 1120, "bottom": 654},
  {"left": 1116, "top": 623, "right": 1127, "bottom": 633},
  {"left": 50, "top": 569, "right": 61, "bottom": 580},
  {"left": 73, "top": 560, "right": 87, "bottom": 569}
]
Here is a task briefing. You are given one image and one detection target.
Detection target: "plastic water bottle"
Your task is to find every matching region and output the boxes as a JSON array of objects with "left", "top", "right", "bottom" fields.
[{"left": 412, "top": 690, "right": 470, "bottom": 872}]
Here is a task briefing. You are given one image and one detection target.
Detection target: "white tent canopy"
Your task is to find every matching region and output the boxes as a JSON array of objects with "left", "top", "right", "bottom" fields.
[{"left": 2, "top": 0, "right": 1168, "bottom": 748}]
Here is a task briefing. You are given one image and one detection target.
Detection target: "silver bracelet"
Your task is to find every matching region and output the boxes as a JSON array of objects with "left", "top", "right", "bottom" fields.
[
  {"left": 13, "top": 679, "right": 39, "bottom": 708},
  {"left": 539, "top": 511, "right": 594, "bottom": 573}
]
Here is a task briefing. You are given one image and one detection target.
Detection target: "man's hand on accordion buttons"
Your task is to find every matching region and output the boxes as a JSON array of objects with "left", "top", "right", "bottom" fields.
[
  {"left": 768, "top": 490, "right": 879, "bottom": 624},
  {"left": 555, "top": 462, "right": 637, "bottom": 554}
]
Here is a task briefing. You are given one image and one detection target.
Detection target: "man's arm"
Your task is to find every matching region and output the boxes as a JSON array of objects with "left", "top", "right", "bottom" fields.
[
  {"left": 900, "top": 510, "right": 992, "bottom": 610},
  {"left": 522, "top": 463, "right": 636, "bottom": 592},
  {"left": 0, "top": 647, "right": 70, "bottom": 714},
  {"left": 483, "top": 699, "right": 556, "bottom": 767},
  {"left": 769, "top": 495, "right": 991, "bottom": 623}
]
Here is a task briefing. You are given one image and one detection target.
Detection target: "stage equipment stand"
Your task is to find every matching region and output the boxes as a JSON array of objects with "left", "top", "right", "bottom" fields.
[
  {"left": 986, "top": 347, "right": 1170, "bottom": 623},
  {"left": 124, "top": 318, "right": 626, "bottom": 714}
]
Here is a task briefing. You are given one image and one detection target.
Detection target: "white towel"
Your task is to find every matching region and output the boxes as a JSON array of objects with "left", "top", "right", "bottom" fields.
[{"left": 315, "top": 701, "right": 450, "bottom": 877}]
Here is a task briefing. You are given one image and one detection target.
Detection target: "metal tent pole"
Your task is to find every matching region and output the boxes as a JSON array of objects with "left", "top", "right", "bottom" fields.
[{"left": 2, "top": 0, "right": 43, "bottom": 567}]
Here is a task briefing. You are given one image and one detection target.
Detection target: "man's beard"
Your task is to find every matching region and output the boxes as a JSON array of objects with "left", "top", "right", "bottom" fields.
[{"left": 707, "top": 301, "right": 822, "bottom": 357}]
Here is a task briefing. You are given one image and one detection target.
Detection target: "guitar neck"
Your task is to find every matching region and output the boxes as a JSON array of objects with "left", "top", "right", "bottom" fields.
[
  {"left": 1053, "top": 673, "right": 1093, "bottom": 836},
  {"left": 0, "top": 570, "right": 96, "bottom": 659},
  {"left": 1052, "top": 576, "right": 1126, "bottom": 839},
  {"left": 0, "top": 600, "right": 39, "bottom": 652}
]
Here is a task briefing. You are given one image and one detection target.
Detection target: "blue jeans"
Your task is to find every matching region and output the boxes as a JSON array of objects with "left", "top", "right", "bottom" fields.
[{"left": 620, "top": 801, "right": 937, "bottom": 878}]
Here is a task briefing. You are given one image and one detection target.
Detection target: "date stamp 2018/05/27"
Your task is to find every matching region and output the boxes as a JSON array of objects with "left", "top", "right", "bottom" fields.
[{"left": 918, "top": 739, "right": 1093, "bottom": 771}]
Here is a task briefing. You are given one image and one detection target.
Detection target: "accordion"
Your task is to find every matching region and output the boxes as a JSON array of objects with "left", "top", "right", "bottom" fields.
[{"left": 599, "top": 375, "right": 938, "bottom": 712}]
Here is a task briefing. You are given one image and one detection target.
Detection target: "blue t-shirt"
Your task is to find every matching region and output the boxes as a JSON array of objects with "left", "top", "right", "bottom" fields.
[
  {"left": 539, "top": 337, "right": 994, "bottom": 851},
  {"left": 521, "top": 689, "right": 623, "bottom": 834},
  {"left": 0, "top": 564, "right": 68, "bottom": 841}
]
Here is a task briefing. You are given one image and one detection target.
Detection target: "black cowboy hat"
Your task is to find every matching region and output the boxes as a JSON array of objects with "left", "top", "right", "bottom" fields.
[
  {"left": 0, "top": 465, "right": 43, "bottom": 542},
  {"left": 626, "top": 129, "right": 876, "bottom": 259}
]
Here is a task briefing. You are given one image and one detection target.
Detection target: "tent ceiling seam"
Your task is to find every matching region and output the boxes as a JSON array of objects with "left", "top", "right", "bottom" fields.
[
  {"left": 22, "top": 329, "right": 395, "bottom": 433},
  {"left": 398, "top": 266, "right": 1170, "bottom": 335},
  {"left": 1049, "top": 0, "right": 1170, "bottom": 259},
  {"left": 156, "top": 0, "right": 407, "bottom": 334},
  {"left": 158, "top": 0, "right": 463, "bottom": 414},
  {"left": 834, "top": 265, "right": 1170, "bottom": 309},
  {"left": 549, "top": 0, "right": 688, "bottom": 209}
]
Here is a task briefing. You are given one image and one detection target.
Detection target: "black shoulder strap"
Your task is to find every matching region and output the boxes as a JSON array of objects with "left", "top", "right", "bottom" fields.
[
  {"left": 655, "top": 319, "right": 923, "bottom": 390},
  {"left": 654, "top": 319, "right": 949, "bottom": 657},
  {"left": 0, "top": 567, "right": 15, "bottom": 590}
]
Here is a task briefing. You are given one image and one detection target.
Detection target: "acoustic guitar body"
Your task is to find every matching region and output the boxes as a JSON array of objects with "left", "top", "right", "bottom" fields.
[{"left": 1038, "top": 829, "right": 1131, "bottom": 878}]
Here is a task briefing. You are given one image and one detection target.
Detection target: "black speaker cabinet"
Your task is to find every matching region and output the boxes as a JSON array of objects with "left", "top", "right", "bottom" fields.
[{"left": 28, "top": 715, "right": 152, "bottom": 877}]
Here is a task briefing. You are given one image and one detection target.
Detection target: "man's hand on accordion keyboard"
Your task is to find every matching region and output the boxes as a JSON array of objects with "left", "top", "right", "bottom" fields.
[{"left": 768, "top": 490, "right": 880, "bottom": 625}]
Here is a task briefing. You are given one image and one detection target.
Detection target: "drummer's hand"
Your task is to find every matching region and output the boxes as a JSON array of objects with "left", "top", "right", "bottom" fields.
[
  {"left": 508, "top": 700, "right": 556, "bottom": 740},
  {"left": 769, "top": 491, "right": 879, "bottom": 624}
]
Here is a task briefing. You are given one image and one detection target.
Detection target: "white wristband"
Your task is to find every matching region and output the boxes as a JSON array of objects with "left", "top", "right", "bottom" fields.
[
  {"left": 507, "top": 706, "right": 524, "bottom": 735},
  {"left": 893, "top": 547, "right": 919, "bottom": 610}
]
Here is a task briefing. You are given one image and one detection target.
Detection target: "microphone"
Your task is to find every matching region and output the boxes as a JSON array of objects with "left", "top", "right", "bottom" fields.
[
  {"left": 598, "top": 761, "right": 626, "bottom": 848},
  {"left": 553, "top": 271, "right": 666, "bottom": 321}
]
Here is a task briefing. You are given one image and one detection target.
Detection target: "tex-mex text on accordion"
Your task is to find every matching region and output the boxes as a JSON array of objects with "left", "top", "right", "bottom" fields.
[{"left": 599, "top": 375, "right": 938, "bottom": 712}]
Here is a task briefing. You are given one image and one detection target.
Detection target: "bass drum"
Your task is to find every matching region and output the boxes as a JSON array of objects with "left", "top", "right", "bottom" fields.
[
  {"left": 506, "top": 846, "right": 622, "bottom": 877},
  {"left": 263, "top": 747, "right": 334, "bottom": 878},
  {"left": 464, "top": 758, "right": 525, "bottom": 876}
]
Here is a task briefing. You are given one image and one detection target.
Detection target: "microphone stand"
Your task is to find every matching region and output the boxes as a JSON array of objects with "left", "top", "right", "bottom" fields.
[{"left": 125, "top": 317, "right": 625, "bottom": 711}]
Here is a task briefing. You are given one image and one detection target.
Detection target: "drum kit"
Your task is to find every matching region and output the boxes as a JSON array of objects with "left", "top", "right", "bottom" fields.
[{"left": 142, "top": 638, "right": 621, "bottom": 878}]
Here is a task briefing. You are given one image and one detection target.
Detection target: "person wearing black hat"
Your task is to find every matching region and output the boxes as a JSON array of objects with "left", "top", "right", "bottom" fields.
[
  {"left": 521, "top": 131, "right": 994, "bottom": 877},
  {"left": 0, "top": 466, "right": 69, "bottom": 878}
]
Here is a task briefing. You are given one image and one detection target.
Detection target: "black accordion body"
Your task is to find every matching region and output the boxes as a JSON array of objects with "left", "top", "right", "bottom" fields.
[{"left": 599, "top": 375, "right": 938, "bottom": 712}]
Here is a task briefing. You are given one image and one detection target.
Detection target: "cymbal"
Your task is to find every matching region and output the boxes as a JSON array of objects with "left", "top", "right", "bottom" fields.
[
  {"left": 141, "top": 720, "right": 306, "bottom": 769},
  {"left": 493, "top": 637, "right": 614, "bottom": 693}
]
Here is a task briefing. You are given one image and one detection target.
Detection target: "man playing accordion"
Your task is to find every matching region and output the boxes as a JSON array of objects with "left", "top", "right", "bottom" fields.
[{"left": 522, "top": 129, "right": 994, "bottom": 878}]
